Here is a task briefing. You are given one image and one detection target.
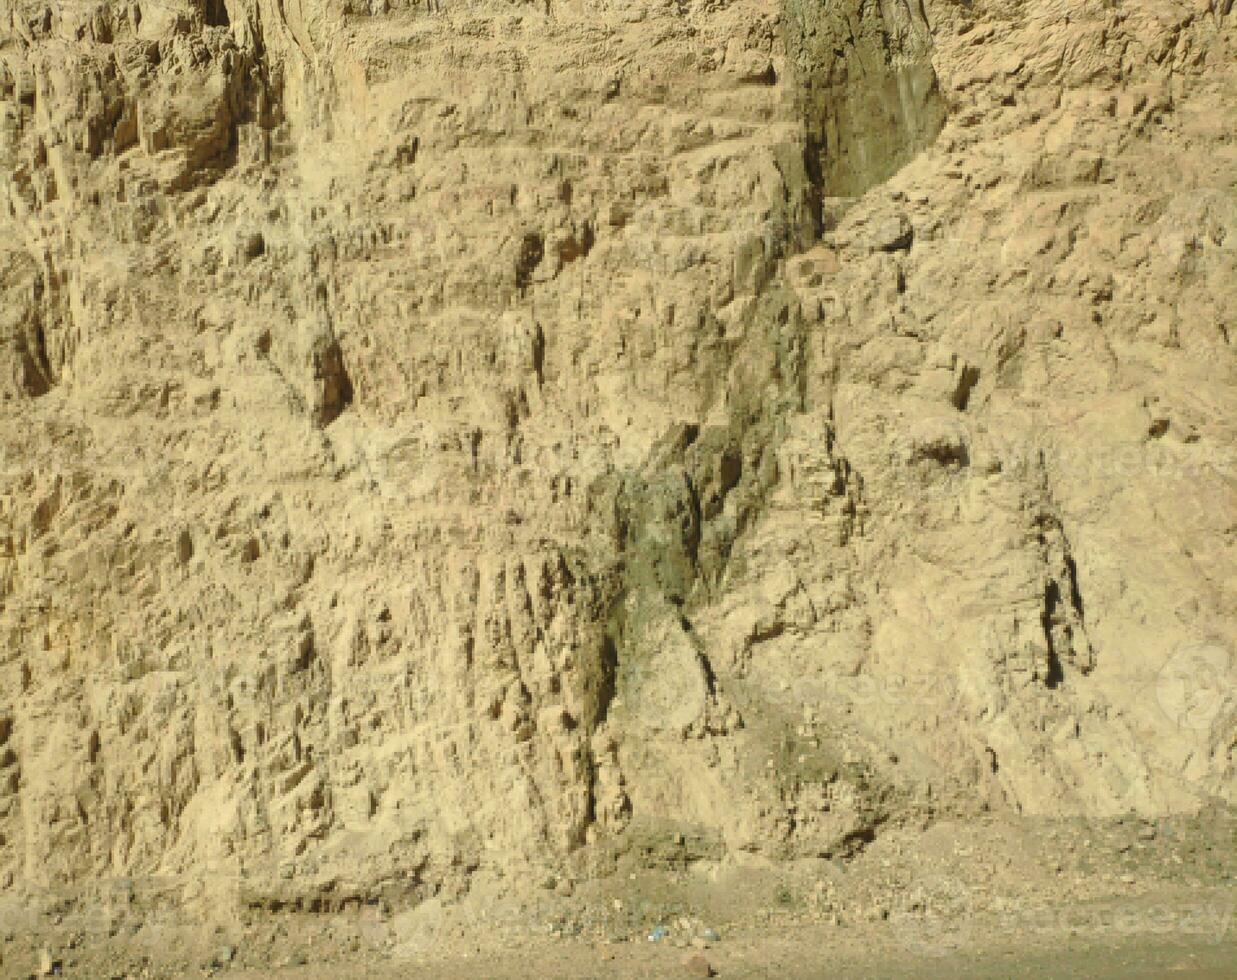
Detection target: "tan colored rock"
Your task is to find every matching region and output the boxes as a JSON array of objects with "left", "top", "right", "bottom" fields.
[{"left": 0, "top": 0, "right": 1233, "bottom": 918}]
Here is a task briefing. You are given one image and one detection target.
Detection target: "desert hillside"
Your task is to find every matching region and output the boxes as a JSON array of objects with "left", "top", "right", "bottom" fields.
[{"left": 0, "top": 0, "right": 1234, "bottom": 971}]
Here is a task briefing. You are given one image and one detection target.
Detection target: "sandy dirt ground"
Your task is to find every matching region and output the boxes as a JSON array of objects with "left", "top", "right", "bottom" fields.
[{"left": 4, "top": 816, "right": 1232, "bottom": 978}]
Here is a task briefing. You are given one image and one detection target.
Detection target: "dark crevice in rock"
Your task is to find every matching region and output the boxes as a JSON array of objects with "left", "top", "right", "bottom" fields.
[
  {"left": 952, "top": 364, "right": 981, "bottom": 410},
  {"left": 203, "top": 0, "right": 231, "bottom": 27},
  {"left": 1041, "top": 581, "right": 1069, "bottom": 689},
  {"left": 20, "top": 318, "right": 52, "bottom": 397},
  {"left": 315, "top": 339, "right": 353, "bottom": 427},
  {"left": 515, "top": 232, "right": 544, "bottom": 295},
  {"left": 1064, "top": 554, "right": 1087, "bottom": 622},
  {"left": 593, "top": 632, "right": 619, "bottom": 729}
]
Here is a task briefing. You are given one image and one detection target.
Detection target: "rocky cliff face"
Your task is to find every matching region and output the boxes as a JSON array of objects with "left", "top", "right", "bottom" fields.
[{"left": 0, "top": 0, "right": 1233, "bottom": 911}]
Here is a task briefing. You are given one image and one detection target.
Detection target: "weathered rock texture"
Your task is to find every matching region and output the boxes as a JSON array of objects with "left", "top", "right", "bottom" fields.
[{"left": 0, "top": 0, "right": 1233, "bottom": 910}]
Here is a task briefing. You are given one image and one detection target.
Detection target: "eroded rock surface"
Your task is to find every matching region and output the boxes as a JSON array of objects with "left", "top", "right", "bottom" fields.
[{"left": 0, "top": 0, "right": 1233, "bottom": 913}]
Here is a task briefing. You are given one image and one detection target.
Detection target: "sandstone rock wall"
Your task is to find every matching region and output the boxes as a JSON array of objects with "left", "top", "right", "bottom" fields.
[{"left": 0, "top": 0, "right": 1233, "bottom": 908}]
